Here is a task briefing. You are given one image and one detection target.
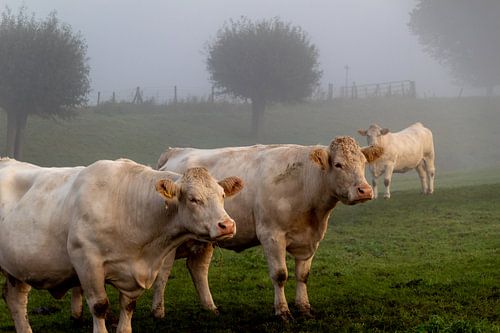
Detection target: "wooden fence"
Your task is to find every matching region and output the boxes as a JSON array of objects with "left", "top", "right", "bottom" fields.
[
  {"left": 336, "top": 80, "right": 416, "bottom": 99},
  {"left": 91, "top": 80, "right": 416, "bottom": 106}
]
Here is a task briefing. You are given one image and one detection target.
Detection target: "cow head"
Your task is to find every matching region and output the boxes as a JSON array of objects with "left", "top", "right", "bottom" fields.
[
  {"left": 156, "top": 167, "right": 243, "bottom": 241},
  {"left": 358, "top": 124, "right": 389, "bottom": 146},
  {"left": 310, "top": 136, "right": 383, "bottom": 205}
]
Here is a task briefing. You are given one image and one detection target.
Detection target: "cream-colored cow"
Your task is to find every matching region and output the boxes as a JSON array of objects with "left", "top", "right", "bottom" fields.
[
  {"left": 0, "top": 158, "right": 242, "bottom": 333},
  {"left": 151, "top": 137, "right": 383, "bottom": 320},
  {"left": 358, "top": 122, "right": 435, "bottom": 199}
]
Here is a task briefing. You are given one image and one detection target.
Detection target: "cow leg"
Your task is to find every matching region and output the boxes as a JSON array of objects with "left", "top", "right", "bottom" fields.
[
  {"left": 2, "top": 275, "right": 32, "bottom": 333},
  {"left": 260, "top": 234, "right": 292, "bottom": 320},
  {"left": 424, "top": 157, "right": 435, "bottom": 194},
  {"left": 294, "top": 256, "right": 314, "bottom": 318},
  {"left": 73, "top": 258, "right": 109, "bottom": 333},
  {"left": 383, "top": 165, "right": 394, "bottom": 199},
  {"left": 416, "top": 162, "right": 429, "bottom": 194},
  {"left": 371, "top": 176, "right": 378, "bottom": 199},
  {"left": 186, "top": 243, "right": 217, "bottom": 313},
  {"left": 116, "top": 293, "right": 136, "bottom": 333},
  {"left": 151, "top": 250, "right": 176, "bottom": 319},
  {"left": 369, "top": 167, "right": 379, "bottom": 199},
  {"left": 71, "top": 286, "right": 84, "bottom": 322}
]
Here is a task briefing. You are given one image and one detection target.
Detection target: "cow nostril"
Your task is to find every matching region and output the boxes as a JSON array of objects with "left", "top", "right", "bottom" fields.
[
  {"left": 218, "top": 222, "right": 227, "bottom": 230},
  {"left": 358, "top": 187, "right": 365, "bottom": 194}
]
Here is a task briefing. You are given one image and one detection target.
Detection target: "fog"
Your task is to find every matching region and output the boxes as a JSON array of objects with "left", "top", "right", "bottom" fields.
[{"left": 4, "top": 0, "right": 458, "bottom": 102}]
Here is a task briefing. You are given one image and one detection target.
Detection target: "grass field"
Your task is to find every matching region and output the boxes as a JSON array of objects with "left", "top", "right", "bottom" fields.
[
  {"left": 0, "top": 181, "right": 498, "bottom": 332},
  {"left": 0, "top": 97, "right": 499, "bottom": 332},
  {"left": 1, "top": 97, "right": 499, "bottom": 171}
]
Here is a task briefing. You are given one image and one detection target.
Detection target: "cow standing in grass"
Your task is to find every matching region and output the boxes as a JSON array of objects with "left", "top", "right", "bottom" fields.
[
  {"left": 357, "top": 122, "right": 435, "bottom": 199},
  {"left": 0, "top": 158, "right": 243, "bottom": 333},
  {"left": 152, "top": 136, "right": 383, "bottom": 320}
]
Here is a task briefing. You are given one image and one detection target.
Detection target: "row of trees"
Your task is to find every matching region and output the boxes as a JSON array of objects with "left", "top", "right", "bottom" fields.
[{"left": 1, "top": 3, "right": 500, "bottom": 159}]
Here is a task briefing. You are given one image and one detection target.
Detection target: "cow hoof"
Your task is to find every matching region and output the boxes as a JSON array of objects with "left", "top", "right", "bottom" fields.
[
  {"left": 151, "top": 307, "right": 165, "bottom": 320},
  {"left": 70, "top": 315, "right": 85, "bottom": 326},
  {"left": 277, "top": 310, "right": 294, "bottom": 322},
  {"left": 299, "top": 308, "right": 314, "bottom": 319},
  {"left": 383, "top": 194, "right": 391, "bottom": 199}
]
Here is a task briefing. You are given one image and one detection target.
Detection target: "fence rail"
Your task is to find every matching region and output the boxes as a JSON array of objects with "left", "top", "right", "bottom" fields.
[
  {"left": 338, "top": 80, "right": 416, "bottom": 99},
  {"left": 88, "top": 80, "right": 417, "bottom": 106}
]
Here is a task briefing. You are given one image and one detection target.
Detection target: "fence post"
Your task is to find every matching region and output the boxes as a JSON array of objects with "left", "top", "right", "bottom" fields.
[
  {"left": 351, "top": 82, "right": 357, "bottom": 99},
  {"left": 210, "top": 85, "right": 215, "bottom": 103},
  {"left": 409, "top": 81, "right": 416, "bottom": 98},
  {"left": 111, "top": 91, "right": 116, "bottom": 103},
  {"left": 97, "top": 91, "right": 101, "bottom": 106},
  {"left": 132, "top": 86, "right": 143, "bottom": 104},
  {"left": 328, "top": 83, "right": 333, "bottom": 100},
  {"left": 173, "top": 85, "right": 177, "bottom": 104}
]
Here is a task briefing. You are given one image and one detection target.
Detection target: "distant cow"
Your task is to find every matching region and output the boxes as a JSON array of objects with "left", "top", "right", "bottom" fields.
[
  {"left": 358, "top": 122, "right": 435, "bottom": 199},
  {"left": 0, "top": 158, "right": 242, "bottom": 333},
  {"left": 151, "top": 137, "right": 383, "bottom": 320}
]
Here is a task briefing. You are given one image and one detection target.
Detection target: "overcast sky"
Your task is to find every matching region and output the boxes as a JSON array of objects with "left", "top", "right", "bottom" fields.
[{"left": 4, "top": 0, "right": 459, "bottom": 101}]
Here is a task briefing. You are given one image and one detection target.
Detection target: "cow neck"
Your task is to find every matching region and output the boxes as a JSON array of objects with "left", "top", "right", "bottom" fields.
[
  {"left": 114, "top": 170, "right": 194, "bottom": 257},
  {"left": 301, "top": 149, "right": 339, "bottom": 214},
  {"left": 146, "top": 195, "right": 198, "bottom": 254}
]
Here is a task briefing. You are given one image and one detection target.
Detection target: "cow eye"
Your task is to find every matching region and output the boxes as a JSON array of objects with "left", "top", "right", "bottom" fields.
[
  {"left": 334, "top": 163, "right": 343, "bottom": 169},
  {"left": 189, "top": 197, "right": 201, "bottom": 204}
]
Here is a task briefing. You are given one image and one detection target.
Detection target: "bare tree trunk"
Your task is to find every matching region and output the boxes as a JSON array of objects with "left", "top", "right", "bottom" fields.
[
  {"left": 5, "top": 111, "right": 28, "bottom": 160},
  {"left": 5, "top": 112, "right": 18, "bottom": 158},
  {"left": 251, "top": 98, "right": 266, "bottom": 139},
  {"left": 13, "top": 112, "right": 28, "bottom": 160}
]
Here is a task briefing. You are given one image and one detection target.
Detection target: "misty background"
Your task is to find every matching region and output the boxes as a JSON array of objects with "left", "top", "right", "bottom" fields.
[
  {"left": 1, "top": 0, "right": 499, "bottom": 173},
  {"left": 4, "top": 0, "right": 462, "bottom": 102}
]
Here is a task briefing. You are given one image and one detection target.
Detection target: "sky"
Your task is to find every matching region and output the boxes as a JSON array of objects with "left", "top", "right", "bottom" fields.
[{"left": 3, "top": 0, "right": 460, "bottom": 102}]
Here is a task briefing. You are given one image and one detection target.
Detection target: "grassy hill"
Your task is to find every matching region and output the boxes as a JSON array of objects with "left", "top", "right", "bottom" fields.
[
  {"left": 1, "top": 97, "right": 499, "bottom": 175},
  {"left": 0, "top": 97, "right": 499, "bottom": 332}
]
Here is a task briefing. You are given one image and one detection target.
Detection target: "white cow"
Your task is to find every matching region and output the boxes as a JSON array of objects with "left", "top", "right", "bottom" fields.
[
  {"left": 151, "top": 137, "right": 383, "bottom": 320},
  {"left": 0, "top": 158, "right": 243, "bottom": 333},
  {"left": 358, "top": 122, "right": 435, "bottom": 199}
]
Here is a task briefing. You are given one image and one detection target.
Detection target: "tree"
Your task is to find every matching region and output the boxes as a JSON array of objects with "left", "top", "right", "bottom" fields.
[
  {"left": 206, "top": 17, "right": 322, "bottom": 137},
  {"left": 0, "top": 7, "right": 90, "bottom": 159},
  {"left": 409, "top": 0, "right": 500, "bottom": 95}
]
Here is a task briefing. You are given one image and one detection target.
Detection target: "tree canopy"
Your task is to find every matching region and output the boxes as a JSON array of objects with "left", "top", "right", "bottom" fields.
[
  {"left": 0, "top": 7, "right": 90, "bottom": 158},
  {"left": 206, "top": 17, "right": 322, "bottom": 136},
  {"left": 409, "top": 0, "right": 500, "bottom": 93}
]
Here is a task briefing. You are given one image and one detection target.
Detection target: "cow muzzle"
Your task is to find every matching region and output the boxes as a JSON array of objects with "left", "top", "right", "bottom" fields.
[
  {"left": 213, "top": 218, "right": 236, "bottom": 241},
  {"left": 347, "top": 183, "right": 373, "bottom": 205}
]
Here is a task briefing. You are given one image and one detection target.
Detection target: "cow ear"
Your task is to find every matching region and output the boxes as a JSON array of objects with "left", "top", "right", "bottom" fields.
[
  {"left": 361, "top": 145, "right": 384, "bottom": 163},
  {"left": 381, "top": 128, "right": 390, "bottom": 135},
  {"left": 310, "top": 148, "right": 330, "bottom": 171},
  {"left": 358, "top": 129, "right": 367, "bottom": 136},
  {"left": 156, "top": 179, "right": 178, "bottom": 200},
  {"left": 218, "top": 176, "right": 244, "bottom": 197}
]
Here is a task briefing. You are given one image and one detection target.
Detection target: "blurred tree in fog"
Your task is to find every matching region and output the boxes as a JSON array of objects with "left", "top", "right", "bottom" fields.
[
  {"left": 409, "top": 0, "right": 500, "bottom": 95},
  {"left": 0, "top": 7, "right": 90, "bottom": 159},
  {"left": 206, "top": 17, "right": 321, "bottom": 137}
]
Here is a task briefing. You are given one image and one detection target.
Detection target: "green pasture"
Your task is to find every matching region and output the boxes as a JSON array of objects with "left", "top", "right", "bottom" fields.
[
  {"left": 0, "top": 97, "right": 499, "bottom": 332},
  {"left": 0, "top": 180, "right": 498, "bottom": 332},
  {"left": 1, "top": 97, "right": 499, "bottom": 172}
]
